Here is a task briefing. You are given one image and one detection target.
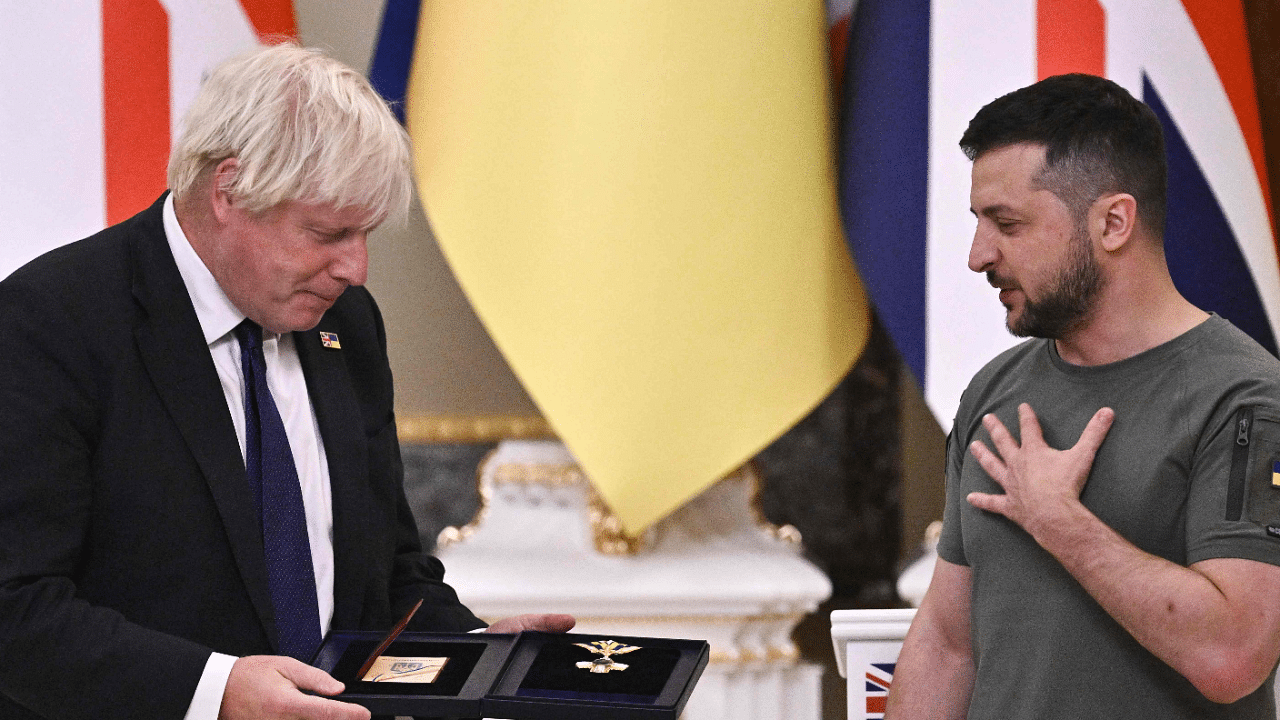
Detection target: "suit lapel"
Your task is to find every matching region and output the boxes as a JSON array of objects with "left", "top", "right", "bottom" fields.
[
  {"left": 294, "top": 320, "right": 375, "bottom": 632},
  {"left": 128, "top": 197, "right": 279, "bottom": 649}
]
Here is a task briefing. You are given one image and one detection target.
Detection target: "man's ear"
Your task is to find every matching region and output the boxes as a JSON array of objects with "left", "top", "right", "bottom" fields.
[
  {"left": 1095, "top": 193, "right": 1137, "bottom": 253},
  {"left": 209, "top": 158, "right": 241, "bottom": 223}
]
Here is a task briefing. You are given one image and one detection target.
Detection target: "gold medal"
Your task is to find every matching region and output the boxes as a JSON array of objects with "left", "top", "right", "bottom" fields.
[{"left": 573, "top": 639, "right": 641, "bottom": 673}]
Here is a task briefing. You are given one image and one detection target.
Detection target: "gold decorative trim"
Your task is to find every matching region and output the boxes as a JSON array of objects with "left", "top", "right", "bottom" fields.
[
  {"left": 706, "top": 645, "right": 800, "bottom": 664},
  {"left": 764, "top": 645, "right": 802, "bottom": 662},
  {"left": 476, "top": 612, "right": 806, "bottom": 665},
  {"left": 491, "top": 462, "right": 585, "bottom": 487},
  {"left": 397, "top": 413, "right": 554, "bottom": 443},
  {"left": 561, "top": 612, "right": 807, "bottom": 625},
  {"left": 491, "top": 462, "right": 654, "bottom": 555},
  {"left": 740, "top": 463, "right": 803, "bottom": 546},
  {"left": 435, "top": 452, "right": 804, "bottom": 555},
  {"left": 708, "top": 650, "right": 739, "bottom": 664},
  {"left": 586, "top": 492, "right": 653, "bottom": 555},
  {"left": 435, "top": 448, "right": 498, "bottom": 550}
]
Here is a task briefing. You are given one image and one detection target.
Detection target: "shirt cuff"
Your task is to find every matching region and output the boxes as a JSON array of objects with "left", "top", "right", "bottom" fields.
[{"left": 182, "top": 652, "right": 238, "bottom": 720}]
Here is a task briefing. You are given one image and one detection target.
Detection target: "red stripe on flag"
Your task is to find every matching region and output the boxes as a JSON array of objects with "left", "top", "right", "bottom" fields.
[
  {"left": 866, "top": 695, "right": 887, "bottom": 713},
  {"left": 1036, "top": 0, "right": 1106, "bottom": 80},
  {"left": 829, "top": 14, "right": 851, "bottom": 93},
  {"left": 866, "top": 671, "right": 892, "bottom": 689},
  {"left": 237, "top": 0, "right": 298, "bottom": 40},
  {"left": 1180, "top": 0, "right": 1273, "bottom": 228},
  {"left": 102, "top": 0, "right": 170, "bottom": 226}
]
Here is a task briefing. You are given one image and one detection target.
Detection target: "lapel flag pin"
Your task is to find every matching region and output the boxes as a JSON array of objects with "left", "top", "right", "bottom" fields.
[
  {"left": 1271, "top": 459, "right": 1280, "bottom": 487},
  {"left": 319, "top": 331, "right": 341, "bottom": 350}
]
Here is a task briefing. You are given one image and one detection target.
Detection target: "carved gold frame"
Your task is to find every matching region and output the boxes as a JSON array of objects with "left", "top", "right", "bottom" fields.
[
  {"left": 436, "top": 451, "right": 801, "bottom": 556},
  {"left": 396, "top": 413, "right": 554, "bottom": 444}
]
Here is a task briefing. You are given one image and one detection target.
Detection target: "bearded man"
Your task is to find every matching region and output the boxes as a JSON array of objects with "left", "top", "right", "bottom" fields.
[{"left": 887, "top": 74, "right": 1280, "bottom": 719}]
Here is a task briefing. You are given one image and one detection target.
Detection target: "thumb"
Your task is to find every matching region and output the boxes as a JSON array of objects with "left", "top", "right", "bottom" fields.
[{"left": 273, "top": 658, "right": 345, "bottom": 697}]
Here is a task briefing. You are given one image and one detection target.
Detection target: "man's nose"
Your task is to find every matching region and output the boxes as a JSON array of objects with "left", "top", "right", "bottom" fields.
[
  {"left": 332, "top": 233, "right": 369, "bottom": 286},
  {"left": 968, "top": 224, "right": 998, "bottom": 274}
]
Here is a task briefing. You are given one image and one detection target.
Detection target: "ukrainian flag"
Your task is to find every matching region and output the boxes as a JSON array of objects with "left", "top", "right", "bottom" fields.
[{"left": 376, "top": 0, "right": 868, "bottom": 536}]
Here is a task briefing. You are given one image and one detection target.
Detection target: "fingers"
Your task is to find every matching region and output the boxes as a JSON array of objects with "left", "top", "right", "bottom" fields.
[
  {"left": 220, "top": 656, "right": 371, "bottom": 720},
  {"left": 272, "top": 657, "right": 345, "bottom": 697},
  {"left": 966, "top": 491, "right": 1007, "bottom": 515},
  {"left": 484, "top": 615, "right": 527, "bottom": 633},
  {"left": 1074, "top": 407, "right": 1115, "bottom": 459},
  {"left": 971, "top": 411, "right": 1017, "bottom": 485},
  {"left": 486, "top": 613, "right": 577, "bottom": 634},
  {"left": 483, "top": 616, "right": 519, "bottom": 633},
  {"left": 968, "top": 438, "right": 1007, "bottom": 487},
  {"left": 981, "top": 411, "right": 1017, "bottom": 458},
  {"left": 531, "top": 613, "right": 576, "bottom": 633},
  {"left": 1017, "top": 403, "right": 1044, "bottom": 445},
  {"left": 979, "top": 404, "right": 1111, "bottom": 457},
  {"left": 307, "top": 697, "right": 371, "bottom": 720}
]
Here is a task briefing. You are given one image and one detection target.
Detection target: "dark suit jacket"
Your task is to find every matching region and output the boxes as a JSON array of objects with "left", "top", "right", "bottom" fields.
[{"left": 0, "top": 195, "right": 483, "bottom": 719}]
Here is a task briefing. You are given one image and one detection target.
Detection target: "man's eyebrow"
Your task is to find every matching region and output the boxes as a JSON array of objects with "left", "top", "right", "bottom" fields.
[
  {"left": 971, "top": 203, "right": 1016, "bottom": 219},
  {"left": 309, "top": 222, "right": 378, "bottom": 235},
  {"left": 307, "top": 225, "right": 349, "bottom": 236}
]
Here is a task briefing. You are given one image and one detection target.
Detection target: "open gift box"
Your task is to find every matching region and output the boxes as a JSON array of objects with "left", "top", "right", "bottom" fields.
[{"left": 311, "top": 630, "right": 710, "bottom": 719}]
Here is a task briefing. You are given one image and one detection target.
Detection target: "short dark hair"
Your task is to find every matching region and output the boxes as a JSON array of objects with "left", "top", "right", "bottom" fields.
[{"left": 960, "top": 73, "right": 1167, "bottom": 240}]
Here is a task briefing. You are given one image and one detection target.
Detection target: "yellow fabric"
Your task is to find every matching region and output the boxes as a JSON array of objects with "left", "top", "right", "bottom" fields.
[{"left": 408, "top": 0, "right": 869, "bottom": 535}]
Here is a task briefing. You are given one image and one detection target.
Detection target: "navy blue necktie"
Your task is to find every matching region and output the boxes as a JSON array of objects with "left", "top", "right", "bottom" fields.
[{"left": 235, "top": 319, "right": 322, "bottom": 661}]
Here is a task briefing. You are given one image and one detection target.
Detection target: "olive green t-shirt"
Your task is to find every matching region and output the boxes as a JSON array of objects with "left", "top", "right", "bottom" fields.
[{"left": 939, "top": 315, "right": 1280, "bottom": 719}]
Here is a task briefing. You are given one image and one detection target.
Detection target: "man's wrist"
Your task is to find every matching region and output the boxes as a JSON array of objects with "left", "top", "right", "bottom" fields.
[
  {"left": 1028, "top": 498, "right": 1106, "bottom": 562},
  {"left": 182, "top": 652, "right": 238, "bottom": 720}
]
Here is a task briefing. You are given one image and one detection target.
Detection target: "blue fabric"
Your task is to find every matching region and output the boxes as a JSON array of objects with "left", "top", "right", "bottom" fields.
[
  {"left": 1146, "top": 76, "right": 1279, "bottom": 356},
  {"left": 369, "top": 0, "right": 422, "bottom": 123},
  {"left": 838, "top": 0, "right": 931, "bottom": 382},
  {"left": 235, "top": 319, "right": 322, "bottom": 661}
]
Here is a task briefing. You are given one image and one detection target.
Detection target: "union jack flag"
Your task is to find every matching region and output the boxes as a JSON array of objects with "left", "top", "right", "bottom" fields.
[
  {"left": 864, "top": 662, "right": 895, "bottom": 718},
  {"left": 836, "top": 0, "right": 1277, "bottom": 430},
  {"left": 1, "top": 0, "right": 298, "bottom": 279}
]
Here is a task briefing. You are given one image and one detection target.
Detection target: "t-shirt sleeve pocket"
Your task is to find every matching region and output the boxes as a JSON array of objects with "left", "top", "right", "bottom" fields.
[{"left": 1226, "top": 407, "right": 1280, "bottom": 531}]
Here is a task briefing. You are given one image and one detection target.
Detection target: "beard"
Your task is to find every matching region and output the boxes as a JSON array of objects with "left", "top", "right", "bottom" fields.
[{"left": 990, "top": 230, "right": 1104, "bottom": 339}]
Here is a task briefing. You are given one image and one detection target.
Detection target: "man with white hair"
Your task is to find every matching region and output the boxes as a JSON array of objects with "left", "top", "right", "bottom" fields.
[{"left": 0, "top": 44, "right": 571, "bottom": 720}]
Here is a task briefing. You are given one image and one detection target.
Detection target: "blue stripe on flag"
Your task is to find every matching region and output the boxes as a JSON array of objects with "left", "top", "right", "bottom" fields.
[
  {"left": 369, "top": 0, "right": 422, "bottom": 123},
  {"left": 838, "top": 0, "right": 931, "bottom": 383},
  {"left": 1145, "top": 76, "right": 1279, "bottom": 356}
]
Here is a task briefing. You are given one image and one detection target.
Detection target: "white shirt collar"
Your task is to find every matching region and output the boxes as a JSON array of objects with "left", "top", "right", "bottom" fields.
[{"left": 162, "top": 193, "right": 249, "bottom": 345}]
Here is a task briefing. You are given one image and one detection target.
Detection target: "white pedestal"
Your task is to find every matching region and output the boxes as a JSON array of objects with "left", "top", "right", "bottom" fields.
[
  {"left": 830, "top": 609, "right": 915, "bottom": 720},
  {"left": 435, "top": 440, "right": 831, "bottom": 720}
]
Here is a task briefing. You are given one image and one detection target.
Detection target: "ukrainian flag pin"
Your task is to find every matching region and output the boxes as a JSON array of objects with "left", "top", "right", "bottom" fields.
[
  {"left": 319, "top": 331, "right": 341, "bottom": 350},
  {"left": 1271, "top": 459, "right": 1280, "bottom": 487}
]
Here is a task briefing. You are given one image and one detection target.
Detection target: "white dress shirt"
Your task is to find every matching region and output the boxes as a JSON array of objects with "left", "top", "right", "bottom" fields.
[{"left": 162, "top": 195, "right": 336, "bottom": 720}]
